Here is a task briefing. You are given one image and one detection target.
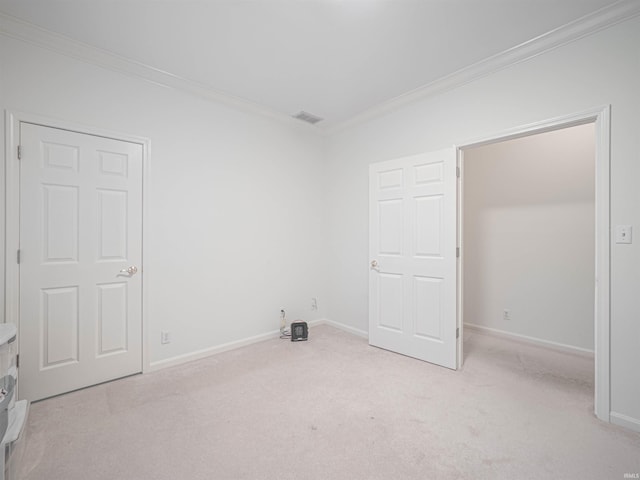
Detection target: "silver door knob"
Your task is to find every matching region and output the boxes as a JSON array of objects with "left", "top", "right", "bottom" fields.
[
  {"left": 370, "top": 260, "right": 378, "bottom": 268},
  {"left": 120, "top": 266, "right": 138, "bottom": 275}
]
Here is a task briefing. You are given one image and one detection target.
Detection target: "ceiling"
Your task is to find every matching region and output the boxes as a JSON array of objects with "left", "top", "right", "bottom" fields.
[{"left": 0, "top": 0, "right": 624, "bottom": 128}]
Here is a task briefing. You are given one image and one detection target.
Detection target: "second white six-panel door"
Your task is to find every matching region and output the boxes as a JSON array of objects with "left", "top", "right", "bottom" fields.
[
  {"left": 19, "top": 122, "right": 143, "bottom": 401},
  {"left": 369, "top": 149, "right": 457, "bottom": 369}
]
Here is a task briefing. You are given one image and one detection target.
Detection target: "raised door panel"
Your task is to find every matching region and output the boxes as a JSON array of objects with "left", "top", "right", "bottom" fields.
[
  {"left": 43, "top": 184, "right": 79, "bottom": 263},
  {"left": 41, "top": 286, "right": 79, "bottom": 369},
  {"left": 97, "top": 283, "right": 129, "bottom": 356},
  {"left": 378, "top": 199, "right": 403, "bottom": 256},
  {"left": 42, "top": 141, "right": 79, "bottom": 172},
  {"left": 377, "top": 273, "right": 404, "bottom": 332},
  {"left": 98, "top": 150, "right": 128, "bottom": 178},
  {"left": 414, "top": 195, "right": 443, "bottom": 258},
  {"left": 377, "top": 168, "right": 403, "bottom": 190},
  {"left": 97, "top": 189, "right": 128, "bottom": 261},
  {"left": 413, "top": 276, "right": 443, "bottom": 341},
  {"left": 414, "top": 162, "right": 443, "bottom": 185}
]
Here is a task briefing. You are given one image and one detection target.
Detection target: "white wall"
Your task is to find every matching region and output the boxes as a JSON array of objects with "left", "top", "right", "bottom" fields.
[
  {"left": 0, "top": 35, "right": 327, "bottom": 367},
  {"left": 325, "top": 16, "right": 640, "bottom": 426},
  {"left": 463, "top": 125, "right": 595, "bottom": 351}
]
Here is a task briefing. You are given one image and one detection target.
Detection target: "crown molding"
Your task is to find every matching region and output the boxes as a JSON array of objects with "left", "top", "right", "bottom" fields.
[
  {"left": 0, "top": 12, "right": 319, "bottom": 133},
  {"left": 322, "top": 0, "right": 640, "bottom": 135},
  {"left": 1, "top": 1, "right": 639, "bottom": 136}
]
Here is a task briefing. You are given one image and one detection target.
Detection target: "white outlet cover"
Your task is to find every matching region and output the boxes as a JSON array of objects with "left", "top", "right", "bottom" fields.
[{"left": 615, "top": 225, "right": 632, "bottom": 244}]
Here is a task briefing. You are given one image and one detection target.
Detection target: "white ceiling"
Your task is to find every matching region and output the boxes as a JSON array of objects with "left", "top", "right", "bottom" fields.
[{"left": 0, "top": 0, "right": 624, "bottom": 128}]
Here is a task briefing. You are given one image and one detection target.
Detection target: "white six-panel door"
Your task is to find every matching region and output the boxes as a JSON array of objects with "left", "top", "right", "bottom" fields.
[
  {"left": 369, "top": 149, "right": 457, "bottom": 369},
  {"left": 19, "top": 122, "right": 143, "bottom": 401}
]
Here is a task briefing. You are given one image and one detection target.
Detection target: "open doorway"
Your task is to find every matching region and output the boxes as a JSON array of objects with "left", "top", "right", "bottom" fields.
[
  {"left": 458, "top": 118, "right": 604, "bottom": 417},
  {"left": 462, "top": 124, "right": 595, "bottom": 354}
]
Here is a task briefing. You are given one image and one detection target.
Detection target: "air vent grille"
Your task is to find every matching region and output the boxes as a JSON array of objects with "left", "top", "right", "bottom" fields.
[{"left": 292, "top": 111, "right": 323, "bottom": 125}]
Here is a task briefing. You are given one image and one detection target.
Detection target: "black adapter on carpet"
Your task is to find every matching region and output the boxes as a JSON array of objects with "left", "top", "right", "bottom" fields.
[{"left": 290, "top": 321, "right": 308, "bottom": 342}]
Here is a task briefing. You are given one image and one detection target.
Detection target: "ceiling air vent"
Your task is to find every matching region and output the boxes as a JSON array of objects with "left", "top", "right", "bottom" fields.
[{"left": 292, "top": 111, "right": 323, "bottom": 125}]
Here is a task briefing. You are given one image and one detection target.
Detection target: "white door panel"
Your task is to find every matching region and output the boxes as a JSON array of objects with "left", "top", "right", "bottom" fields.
[
  {"left": 19, "top": 123, "right": 143, "bottom": 401},
  {"left": 369, "top": 149, "right": 457, "bottom": 369}
]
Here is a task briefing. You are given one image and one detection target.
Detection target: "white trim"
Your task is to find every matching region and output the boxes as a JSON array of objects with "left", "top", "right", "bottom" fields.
[
  {"left": 3, "top": 112, "right": 19, "bottom": 329},
  {"left": 1, "top": 3, "right": 638, "bottom": 133},
  {"left": 148, "top": 329, "right": 282, "bottom": 372},
  {"left": 4, "top": 110, "right": 151, "bottom": 381},
  {"left": 326, "top": 0, "right": 640, "bottom": 133},
  {"left": 306, "top": 318, "right": 326, "bottom": 328},
  {"left": 319, "top": 319, "right": 368, "bottom": 339},
  {"left": 610, "top": 412, "right": 640, "bottom": 433},
  {"left": 593, "top": 106, "right": 611, "bottom": 424},
  {"left": 0, "top": 13, "right": 317, "bottom": 134},
  {"left": 457, "top": 106, "right": 604, "bottom": 149},
  {"left": 464, "top": 323, "right": 595, "bottom": 358},
  {"left": 456, "top": 150, "right": 464, "bottom": 369},
  {"left": 148, "top": 318, "right": 361, "bottom": 372},
  {"left": 140, "top": 134, "right": 151, "bottom": 374},
  {"left": 457, "top": 105, "right": 610, "bottom": 423}
]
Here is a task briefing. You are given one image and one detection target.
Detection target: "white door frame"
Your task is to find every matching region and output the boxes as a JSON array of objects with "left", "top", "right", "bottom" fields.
[
  {"left": 456, "top": 105, "right": 611, "bottom": 422},
  {"left": 3, "top": 110, "right": 152, "bottom": 377}
]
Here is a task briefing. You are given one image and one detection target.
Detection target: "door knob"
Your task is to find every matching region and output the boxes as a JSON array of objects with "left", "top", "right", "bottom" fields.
[
  {"left": 120, "top": 266, "right": 138, "bottom": 275},
  {"left": 370, "top": 260, "right": 378, "bottom": 268}
]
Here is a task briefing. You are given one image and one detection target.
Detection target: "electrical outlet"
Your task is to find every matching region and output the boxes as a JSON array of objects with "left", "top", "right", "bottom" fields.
[
  {"left": 503, "top": 310, "right": 511, "bottom": 321},
  {"left": 311, "top": 297, "right": 318, "bottom": 311},
  {"left": 161, "top": 331, "right": 171, "bottom": 344}
]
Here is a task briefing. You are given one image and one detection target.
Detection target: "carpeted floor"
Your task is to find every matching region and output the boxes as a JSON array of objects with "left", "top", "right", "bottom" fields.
[{"left": 16, "top": 324, "right": 640, "bottom": 480}]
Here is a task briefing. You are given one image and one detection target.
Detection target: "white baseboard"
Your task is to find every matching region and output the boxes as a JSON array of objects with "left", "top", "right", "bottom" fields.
[
  {"left": 147, "top": 317, "right": 368, "bottom": 372},
  {"left": 610, "top": 412, "right": 640, "bottom": 433},
  {"left": 148, "top": 328, "right": 282, "bottom": 372},
  {"left": 306, "top": 318, "right": 326, "bottom": 328},
  {"left": 317, "top": 318, "right": 369, "bottom": 338},
  {"left": 464, "top": 323, "right": 594, "bottom": 358}
]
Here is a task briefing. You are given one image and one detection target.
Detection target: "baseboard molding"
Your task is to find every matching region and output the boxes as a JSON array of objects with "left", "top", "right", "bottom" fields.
[
  {"left": 610, "top": 412, "right": 640, "bottom": 433},
  {"left": 464, "top": 323, "right": 594, "bottom": 358},
  {"left": 147, "top": 317, "right": 366, "bottom": 372},
  {"left": 306, "top": 318, "right": 326, "bottom": 328},
  {"left": 317, "top": 319, "right": 369, "bottom": 338},
  {"left": 148, "top": 328, "right": 283, "bottom": 372}
]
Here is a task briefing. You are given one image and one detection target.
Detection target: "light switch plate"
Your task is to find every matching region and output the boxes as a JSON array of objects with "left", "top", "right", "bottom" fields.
[{"left": 615, "top": 225, "right": 632, "bottom": 244}]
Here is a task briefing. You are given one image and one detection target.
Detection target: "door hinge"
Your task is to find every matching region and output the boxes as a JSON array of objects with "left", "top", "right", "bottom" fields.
[
  {"left": 16, "top": 354, "right": 19, "bottom": 368},
  {"left": 456, "top": 328, "right": 459, "bottom": 339},
  {"left": 17, "top": 145, "right": 22, "bottom": 160},
  {"left": 456, "top": 166, "right": 460, "bottom": 178},
  {"left": 17, "top": 249, "right": 20, "bottom": 264},
  {"left": 456, "top": 247, "right": 460, "bottom": 258}
]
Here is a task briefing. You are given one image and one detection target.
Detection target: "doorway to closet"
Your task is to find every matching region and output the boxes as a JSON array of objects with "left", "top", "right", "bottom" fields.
[{"left": 460, "top": 122, "right": 596, "bottom": 400}]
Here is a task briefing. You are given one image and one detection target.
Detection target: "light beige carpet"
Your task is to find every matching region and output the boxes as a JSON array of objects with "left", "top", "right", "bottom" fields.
[{"left": 17, "top": 325, "right": 640, "bottom": 479}]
